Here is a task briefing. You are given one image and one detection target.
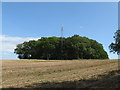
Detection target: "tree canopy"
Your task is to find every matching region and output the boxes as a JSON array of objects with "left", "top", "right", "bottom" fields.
[
  {"left": 109, "top": 30, "right": 120, "bottom": 55},
  {"left": 14, "top": 35, "right": 108, "bottom": 59}
]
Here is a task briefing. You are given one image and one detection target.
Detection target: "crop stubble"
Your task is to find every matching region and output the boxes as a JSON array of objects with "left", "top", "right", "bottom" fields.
[{"left": 2, "top": 59, "right": 119, "bottom": 88}]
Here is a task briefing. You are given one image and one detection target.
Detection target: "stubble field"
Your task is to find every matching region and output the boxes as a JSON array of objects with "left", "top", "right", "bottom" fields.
[{"left": 2, "top": 59, "right": 120, "bottom": 88}]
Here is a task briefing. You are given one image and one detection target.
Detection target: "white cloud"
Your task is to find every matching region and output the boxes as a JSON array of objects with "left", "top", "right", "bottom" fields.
[
  {"left": 0, "top": 35, "right": 39, "bottom": 42},
  {"left": 0, "top": 34, "right": 40, "bottom": 57}
]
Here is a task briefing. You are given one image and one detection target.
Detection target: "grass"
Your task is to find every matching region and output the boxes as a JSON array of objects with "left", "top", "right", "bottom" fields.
[
  {"left": 24, "top": 70, "right": 120, "bottom": 88},
  {"left": 2, "top": 59, "right": 119, "bottom": 88}
]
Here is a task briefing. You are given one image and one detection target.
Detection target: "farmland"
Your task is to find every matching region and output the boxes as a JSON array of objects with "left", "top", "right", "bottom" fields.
[{"left": 2, "top": 59, "right": 120, "bottom": 88}]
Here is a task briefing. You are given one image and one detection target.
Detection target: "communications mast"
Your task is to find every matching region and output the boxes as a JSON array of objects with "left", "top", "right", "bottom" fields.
[
  {"left": 61, "top": 25, "right": 64, "bottom": 47},
  {"left": 61, "top": 25, "right": 64, "bottom": 60}
]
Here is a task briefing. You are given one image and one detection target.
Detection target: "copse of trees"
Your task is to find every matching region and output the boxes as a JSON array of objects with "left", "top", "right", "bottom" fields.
[{"left": 14, "top": 35, "right": 108, "bottom": 59}]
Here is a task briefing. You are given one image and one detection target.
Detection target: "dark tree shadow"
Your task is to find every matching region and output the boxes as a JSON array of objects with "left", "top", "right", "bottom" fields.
[{"left": 2, "top": 70, "right": 120, "bottom": 90}]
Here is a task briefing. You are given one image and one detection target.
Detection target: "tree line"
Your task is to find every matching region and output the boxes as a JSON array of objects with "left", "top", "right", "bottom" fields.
[{"left": 14, "top": 35, "right": 108, "bottom": 60}]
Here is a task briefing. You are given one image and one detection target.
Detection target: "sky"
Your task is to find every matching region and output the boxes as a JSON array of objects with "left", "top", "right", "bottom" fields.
[{"left": 1, "top": 2, "right": 118, "bottom": 59}]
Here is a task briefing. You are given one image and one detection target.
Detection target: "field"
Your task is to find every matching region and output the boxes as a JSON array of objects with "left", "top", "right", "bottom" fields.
[{"left": 2, "top": 59, "right": 120, "bottom": 88}]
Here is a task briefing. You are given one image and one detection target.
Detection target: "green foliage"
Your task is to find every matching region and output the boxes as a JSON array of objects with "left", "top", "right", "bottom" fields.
[
  {"left": 109, "top": 30, "right": 120, "bottom": 55},
  {"left": 14, "top": 35, "right": 108, "bottom": 59}
]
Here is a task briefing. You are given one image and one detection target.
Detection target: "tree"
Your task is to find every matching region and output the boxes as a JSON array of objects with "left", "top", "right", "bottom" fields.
[
  {"left": 14, "top": 35, "right": 108, "bottom": 59},
  {"left": 109, "top": 30, "right": 120, "bottom": 55},
  {"left": 14, "top": 42, "right": 32, "bottom": 59}
]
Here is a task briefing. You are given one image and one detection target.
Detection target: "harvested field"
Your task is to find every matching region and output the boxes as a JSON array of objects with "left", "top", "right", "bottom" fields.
[{"left": 1, "top": 59, "right": 120, "bottom": 88}]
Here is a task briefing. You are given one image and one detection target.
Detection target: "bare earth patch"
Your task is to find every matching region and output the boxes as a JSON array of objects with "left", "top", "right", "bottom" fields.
[{"left": 2, "top": 59, "right": 119, "bottom": 88}]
